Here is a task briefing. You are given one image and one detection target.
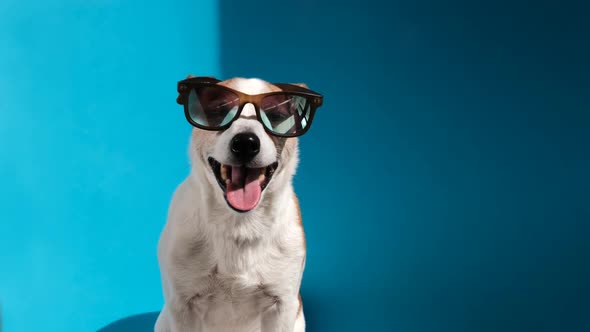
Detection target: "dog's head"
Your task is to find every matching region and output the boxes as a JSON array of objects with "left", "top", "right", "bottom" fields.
[{"left": 183, "top": 77, "right": 306, "bottom": 213}]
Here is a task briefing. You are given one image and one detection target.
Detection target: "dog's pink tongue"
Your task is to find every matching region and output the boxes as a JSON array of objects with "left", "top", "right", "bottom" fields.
[{"left": 226, "top": 166, "right": 262, "bottom": 212}]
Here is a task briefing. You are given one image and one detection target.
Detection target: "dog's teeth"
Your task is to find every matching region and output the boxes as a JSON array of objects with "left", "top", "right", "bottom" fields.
[
  {"left": 221, "top": 165, "right": 228, "bottom": 181},
  {"left": 258, "top": 173, "right": 265, "bottom": 183},
  {"left": 225, "top": 179, "right": 230, "bottom": 185}
]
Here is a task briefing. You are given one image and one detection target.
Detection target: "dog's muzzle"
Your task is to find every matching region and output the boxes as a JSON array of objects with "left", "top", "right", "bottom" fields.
[{"left": 208, "top": 132, "right": 278, "bottom": 213}]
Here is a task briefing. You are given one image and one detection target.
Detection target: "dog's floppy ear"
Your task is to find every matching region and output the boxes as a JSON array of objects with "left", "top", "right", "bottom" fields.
[
  {"left": 177, "top": 74, "right": 195, "bottom": 104},
  {"left": 176, "top": 74, "right": 194, "bottom": 104},
  {"left": 177, "top": 74, "right": 221, "bottom": 104},
  {"left": 291, "top": 83, "right": 309, "bottom": 89}
]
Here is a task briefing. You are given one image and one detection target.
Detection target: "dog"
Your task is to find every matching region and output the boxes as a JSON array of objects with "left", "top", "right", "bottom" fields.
[{"left": 155, "top": 76, "right": 322, "bottom": 331}]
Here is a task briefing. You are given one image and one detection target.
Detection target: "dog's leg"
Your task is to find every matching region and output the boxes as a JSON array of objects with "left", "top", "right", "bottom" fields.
[
  {"left": 154, "top": 305, "right": 171, "bottom": 332},
  {"left": 163, "top": 297, "right": 201, "bottom": 332},
  {"left": 293, "top": 310, "right": 305, "bottom": 332},
  {"left": 261, "top": 296, "right": 301, "bottom": 332}
]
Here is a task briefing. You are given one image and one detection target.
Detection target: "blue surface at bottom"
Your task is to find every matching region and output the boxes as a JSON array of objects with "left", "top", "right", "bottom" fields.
[{"left": 97, "top": 312, "right": 159, "bottom": 332}]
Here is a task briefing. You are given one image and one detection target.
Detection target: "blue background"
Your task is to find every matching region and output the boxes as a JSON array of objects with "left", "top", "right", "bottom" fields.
[{"left": 1, "top": 0, "right": 589, "bottom": 331}]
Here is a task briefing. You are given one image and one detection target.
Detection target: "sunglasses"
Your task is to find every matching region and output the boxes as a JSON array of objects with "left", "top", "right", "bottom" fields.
[{"left": 177, "top": 76, "right": 323, "bottom": 137}]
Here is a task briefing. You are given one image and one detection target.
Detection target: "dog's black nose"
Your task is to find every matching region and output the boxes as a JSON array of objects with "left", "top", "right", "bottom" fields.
[{"left": 231, "top": 133, "right": 260, "bottom": 163}]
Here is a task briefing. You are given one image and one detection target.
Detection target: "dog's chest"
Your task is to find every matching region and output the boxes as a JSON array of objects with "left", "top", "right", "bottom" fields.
[
  {"left": 175, "top": 242, "right": 287, "bottom": 328},
  {"left": 169, "top": 218, "right": 301, "bottom": 329},
  {"left": 187, "top": 266, "right": 279, "bottom": 328}
]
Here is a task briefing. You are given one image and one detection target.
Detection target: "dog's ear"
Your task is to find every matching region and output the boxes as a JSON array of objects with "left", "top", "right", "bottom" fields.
[
  {"left": 291, "top": 83, "right": 309, "bottom": 89},
  {"left": 177, "top": 74, "right": 221, "bottom": 104},
  {"left": 177, "top": 74, "right": 195, "bottom": 104}
]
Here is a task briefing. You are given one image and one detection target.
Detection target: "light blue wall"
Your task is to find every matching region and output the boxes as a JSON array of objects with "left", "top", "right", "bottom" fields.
[{"left": 0, "top": 1, "right": 218, "bottom": 331}]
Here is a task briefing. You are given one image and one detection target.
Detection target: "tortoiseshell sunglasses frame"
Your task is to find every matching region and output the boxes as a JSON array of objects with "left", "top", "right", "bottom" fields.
[{"left": 176, "top": 76, "right": 323, "bottom": 138}]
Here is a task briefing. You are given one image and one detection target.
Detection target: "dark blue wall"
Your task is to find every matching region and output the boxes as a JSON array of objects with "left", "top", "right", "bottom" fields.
[{"left": 220, "top": 1, "right": 590, "bottom": 331}]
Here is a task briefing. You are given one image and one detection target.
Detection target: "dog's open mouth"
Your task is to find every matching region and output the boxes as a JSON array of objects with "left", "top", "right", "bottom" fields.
[{"left": 208, "top": 157, "right": 278, "bottom": 212}]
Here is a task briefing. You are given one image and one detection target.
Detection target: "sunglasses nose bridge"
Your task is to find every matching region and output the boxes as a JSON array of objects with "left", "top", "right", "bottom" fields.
[
  {"left": 239, "top": 101, "right": 258, "bottom": 118},
  {"left": 237, "top": 92, "right": 259, "bottom": 111},
  {"left": 240, "top": 93, "right": 259, "bottom": 106}
]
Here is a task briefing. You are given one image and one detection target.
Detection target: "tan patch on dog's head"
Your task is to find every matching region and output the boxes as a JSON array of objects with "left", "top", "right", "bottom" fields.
[
  {"left": 218, "top": 77, "right": 282, "bottom": 94},
  {"left": 178, "top": 75, "right": 309, "bottom": 104}
]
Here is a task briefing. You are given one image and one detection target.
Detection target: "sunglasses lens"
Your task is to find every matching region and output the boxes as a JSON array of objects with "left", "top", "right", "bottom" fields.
[
  {"left": 260, "top": 94, "right": 312, "bottom": 136},
  {"left": 187, "top": 86, "right": 240, "bottom": 128}
]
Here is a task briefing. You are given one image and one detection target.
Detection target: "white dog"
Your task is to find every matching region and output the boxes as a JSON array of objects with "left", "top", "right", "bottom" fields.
[{"left": 155, "top": 76, "right": 322, "bottom": 332}]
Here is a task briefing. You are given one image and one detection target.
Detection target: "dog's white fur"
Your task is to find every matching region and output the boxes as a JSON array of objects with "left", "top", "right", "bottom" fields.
[{"left": 155, "top": 78, "right": 306, "bottom": 332}]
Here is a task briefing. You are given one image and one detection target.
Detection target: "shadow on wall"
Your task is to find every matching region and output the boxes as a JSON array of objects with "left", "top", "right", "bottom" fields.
[{"left": 97, "top": 290, "right": 321, "bottom": 332}]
